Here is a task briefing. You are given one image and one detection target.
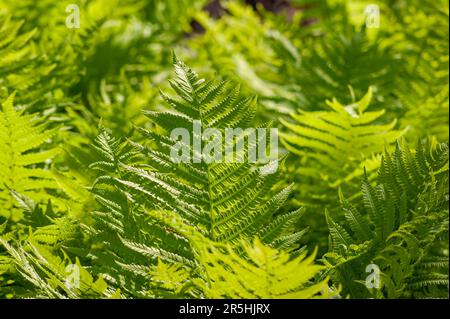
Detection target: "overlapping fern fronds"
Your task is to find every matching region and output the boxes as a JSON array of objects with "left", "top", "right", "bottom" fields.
[
  {"left": 152, "top": 237, "right": 332, "bottom": 299},
  {"left": 0, "top": 14, "right": 59, "bottom": 108},
  {"left": 0, "top": 0, "right": 448, "bottom": 301},
  {"left": 93, "top": 56, "right": 305, "bottom": 246},
  {"left": 0, "top": 94, "right": 60, "bottom": 221},
  {"left": 324, "top": 140, "right": 449, "bottom": 298},
  {"left": 0, "top": 199, "right": 80, "bottom": 298},
  {"left": 191, "top": 238, "right": 331, "bottom": 299},
  {"left": 75, "top": 57, "right": 308, "bottom": 295},
  {"left": 0, "top": 238, "right": 114, "bottom": 298},
  {"left": 128, "top": 209, "right": 332, "bottom": 299},
  {"left": 185, "top": 1, "right": 302, "bottom": 119},
  {"left": 0, "top": 208, "right": 327, "bottom": 299},
  {"left": 280, "top": 88, "right": 405, "bottom": 210}
]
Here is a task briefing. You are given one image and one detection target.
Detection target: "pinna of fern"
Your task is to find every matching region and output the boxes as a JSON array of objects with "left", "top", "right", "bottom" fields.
[{"left": 323, "top": 139, "right": 449, "bottom": 298}]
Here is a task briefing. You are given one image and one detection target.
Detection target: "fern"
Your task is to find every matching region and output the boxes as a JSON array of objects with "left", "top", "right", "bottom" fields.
[
  {"left": 324, "top": 140, "right": 449, "bottom": 298},
  {"left": 0, "top": 0, "right": 448, "bottom": 300},
  {"left": 0, "top": 238, "right": 115, "bottom": 298},
  {"left": 0, "top": 208, "right": 328, "bottom": 299},
  {"left": 388, "top": 0, "right": 449, "bottom": 108},
  {"left": 185, "top": 1, "right": 302, "bottom": 119},
  {"left": 294, "top": 31, "right": 401, "bottom": 111},
  {"left": 0, "top": 14, "right": 59, "bottom": 108},
  {"left": 92, "top": 56, "right": 304, "bottom": 246},
  {"left": 78, "top": 58, "right": 307, "bottom": 295},
  {"left": 122, "top": 209, "right": 332, "bottom": 299},
  {"left": 192, "top": 238, "right": 331, "bottom": 299},
  {"left": 0, "top": 198, "right": 81, "bottom": 298},
  {"left": 0, "top": 94, "right": 60, "bottom": 221},
  {"left": 400, "top": 77, "right": 449, "bottom": 143},
  {"left": 280, "top": 88, "right": 405, "bottom": 210},
  {"left": 151, "top": 236, "right": 333, "bottom": 299}
]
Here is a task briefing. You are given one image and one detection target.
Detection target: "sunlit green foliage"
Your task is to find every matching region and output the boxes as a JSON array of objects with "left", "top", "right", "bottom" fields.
[{"left": 0, "top": 0, "right": 448, "bottom": 299}]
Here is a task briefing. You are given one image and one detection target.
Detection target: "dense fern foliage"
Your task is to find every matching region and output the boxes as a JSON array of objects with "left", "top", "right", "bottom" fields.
[
  {"left": 324, "top": 140, "right": 449, "bottom": 298},
  {"left": 0, "top": 94, "right": 59, "bottom": 220},
  {"left": 0, "top": 0, "right": 448, "bottom": 299}
]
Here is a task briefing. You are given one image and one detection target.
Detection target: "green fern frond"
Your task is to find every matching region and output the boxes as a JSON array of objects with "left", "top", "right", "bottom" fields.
[
  {"left": 0, "top": 94, "right": 60, "bottom": 220},
  {"left": 324, "top": 139, "right": 449, "bottom": 298},
  {"left": 280, "top": 88, "right": 405, "bottom": 209},
  {"left": 92, "top": 57, "right": 304, "bottom": 247},
  {"left": 0, "top": 238, "right": 116, "bottom": 298},
  {"left": 192, "top": 238, "right": 331, "bottom": 299},
  {"left": 0, "top": 13, "right": 64, "bottom": 108},
  {"left": 76, "top": 58, "right": 308, "bottom": 296},
  {"left": 295, "top": 31, "right": 400, "bottom": 110},
  {"left": 185, "top": 1, "right": 301, "bottom": 119},
  {"left": 146, "top": 214, "right": 333, "bottom": 299}
]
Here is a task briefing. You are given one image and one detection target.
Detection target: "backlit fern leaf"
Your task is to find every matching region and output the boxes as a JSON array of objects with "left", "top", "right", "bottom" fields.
[
  {"left": 0, "top": 14, "right": 60, "bottom": 108},
  {"left": 0, "top": 238, "right": 116, "bottom": 298},
  {"left": 0, "top": 94, "right": 59, "bottom": 220},
  {"left": 147, "top": 210, "right": 333, "bottom": 299},
  {"left": 152, "top": 244, "right": 332, "bottom": 299},
  {"left": 280, "top": 88, "right": 405, "bottom": 209},
  {"left": 295, "top": 31, "right": 400, "bottom": 111}
]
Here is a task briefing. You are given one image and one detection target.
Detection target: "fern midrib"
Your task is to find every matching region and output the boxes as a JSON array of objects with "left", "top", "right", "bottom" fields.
[{"left": 191, "top": 82, "right": 217, "bottom": 242}]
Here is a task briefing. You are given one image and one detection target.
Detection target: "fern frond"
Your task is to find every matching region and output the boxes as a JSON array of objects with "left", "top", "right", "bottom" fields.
[
  {"left": 324, "top": 139, "right": 449, "bottom": 298},
  {"left": 146, "top": 214, "right": 333, "bottom": 299},
  {"left": 280, "top": 88, "right": 405, "bottom": 209},
  {"left": 76, "top": 58, "right": 308, "bottom": 296},
  {"left": 0, "top": 94, "right": 60, "bottom": 220},
  {"left": 0, "top": 238, "right": 116, "bottom": 298},
  {"left": 192, "top": 238, "right": 331, "bottom": 299},
  {"left": 91, "top": 57, "right": 304, "bottom": 248}
]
